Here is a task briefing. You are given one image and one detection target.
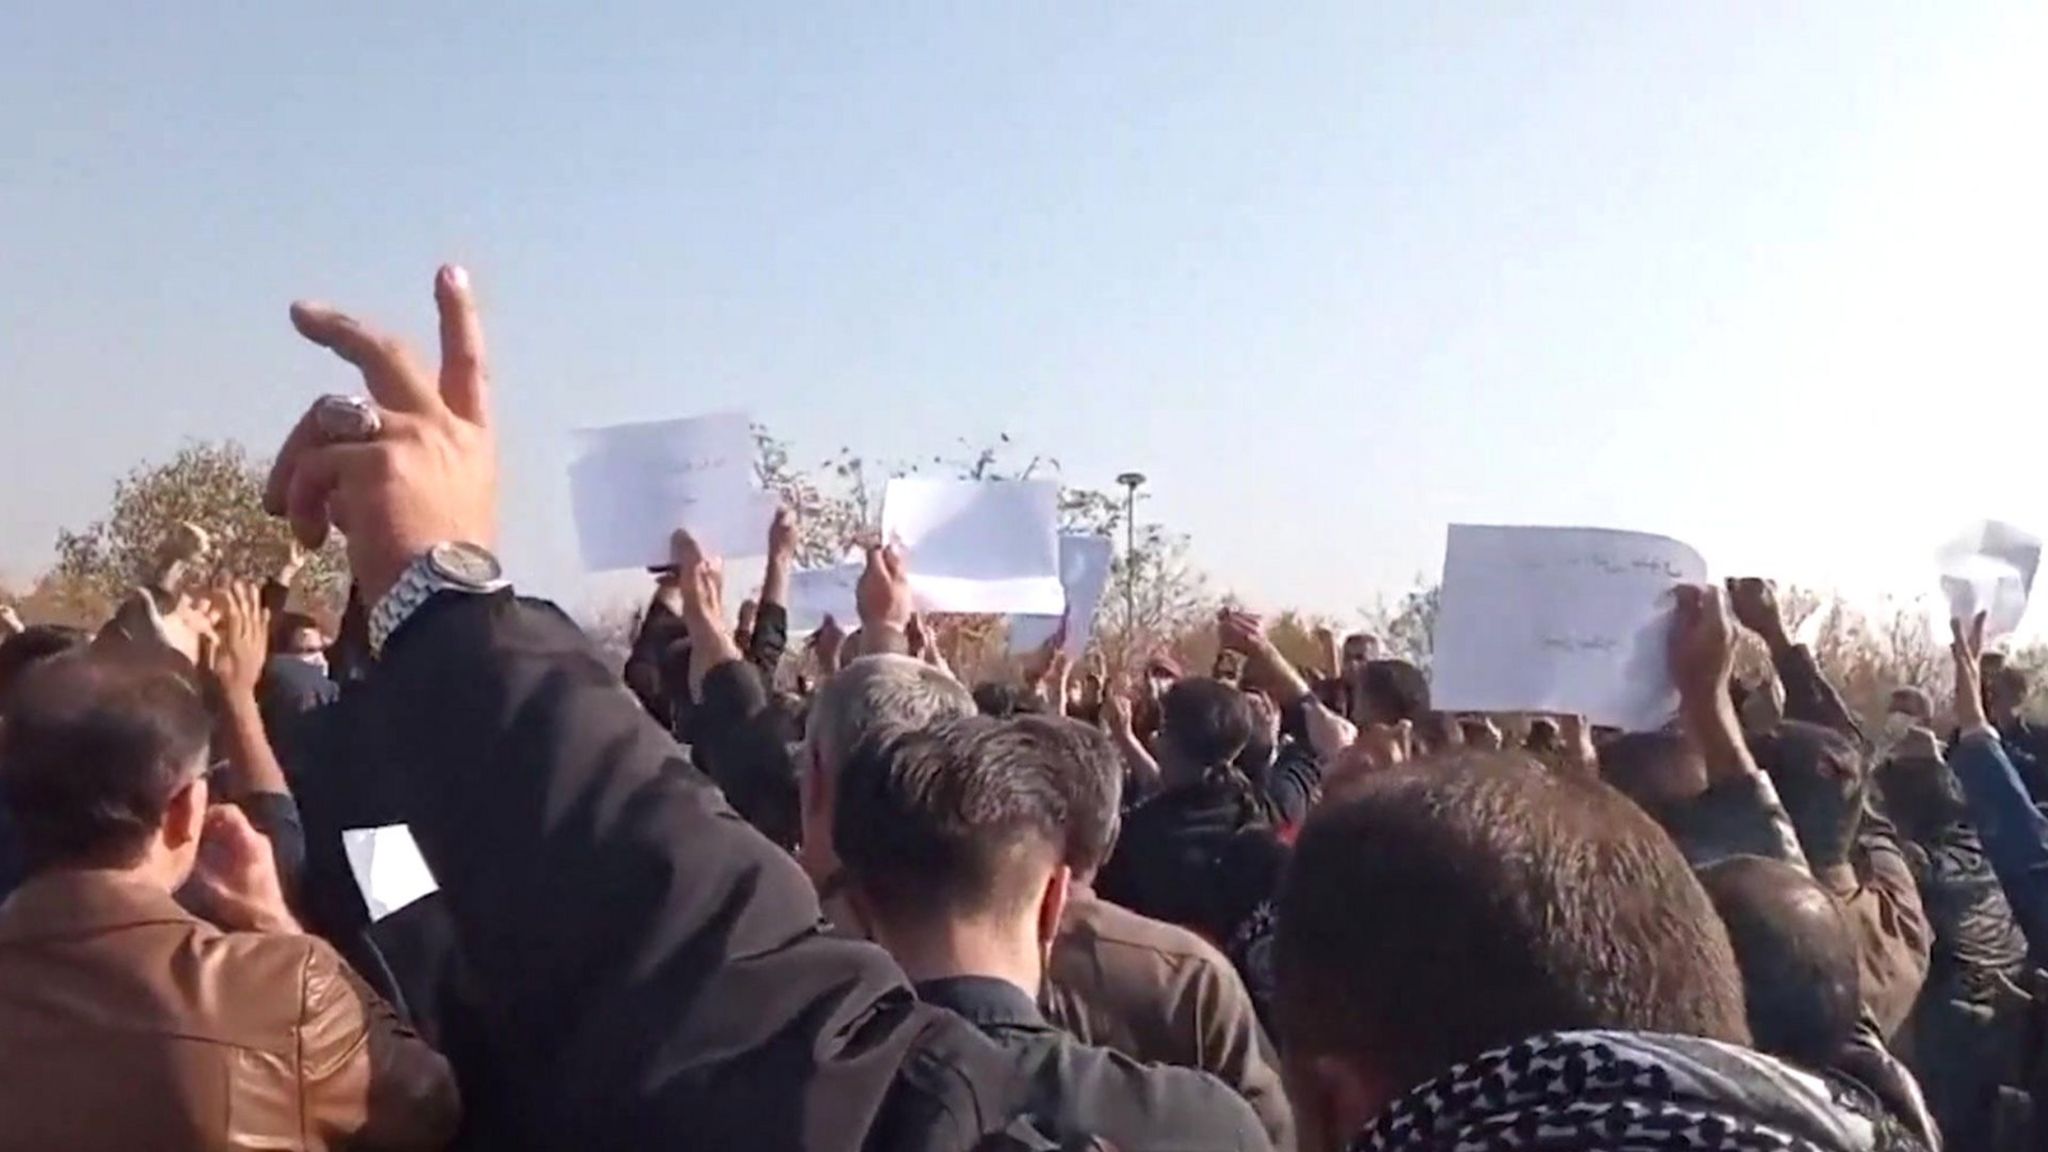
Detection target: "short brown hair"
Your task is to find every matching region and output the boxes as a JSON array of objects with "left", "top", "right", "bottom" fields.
[
  {"left": 834, "top": 717, "right": 1068, "bottom": 927},
  {"left": 0, "top": 649, "right": 211, "bottom": 871},
  {"left": 1010, "top": 714, "right": 1122, "bottom": 874},
  {"left": 1276, "top": 751, "right": 1748, "bottom": 1091}
]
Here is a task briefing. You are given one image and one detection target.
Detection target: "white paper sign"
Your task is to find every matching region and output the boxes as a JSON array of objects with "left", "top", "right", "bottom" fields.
[
  {"left": 1431, "top": 525, "right": 1707, "bottom": 731},
  {"left": 1009, "top": 535, "right": 1117, "bottom": 657},
  {"left": 879, "top": 478, "right": 1064, "bottom": 615},
  {"left": 341, "top": 824, "right": 440, "bottom": 923},
  {"left": 787, "top": 563, "right": 861, "bottom": 632},
  {"left": 568, "top": 412, "right": 774, "bottom": 571},
  {"left": 1937, "top": 520, "right": 2041, "bottom": 642}
]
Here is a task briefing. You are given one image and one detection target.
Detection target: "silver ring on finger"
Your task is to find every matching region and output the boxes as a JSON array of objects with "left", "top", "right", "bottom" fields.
[{"left": 312, "top": 394, "right": 383, "bottom": 444}]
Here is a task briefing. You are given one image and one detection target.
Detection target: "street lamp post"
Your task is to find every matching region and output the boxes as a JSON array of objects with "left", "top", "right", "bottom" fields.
[{"left": 1115, "top": 471, "right": 1147, "bottom": 646}]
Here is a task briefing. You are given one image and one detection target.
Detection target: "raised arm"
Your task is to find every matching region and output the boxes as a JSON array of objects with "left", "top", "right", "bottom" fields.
[
  {"left": 746, "top": 505, "right": 797, "bottom": 681},
  {"left": 1728, "top": 577, "right": 1864, "bottom": 744},
  {"left": 1948, "top": 612, "right": 2048, "bottom": 954},
  {"left": 262, "top": 265, "right": 951, "bottom": 1148}
]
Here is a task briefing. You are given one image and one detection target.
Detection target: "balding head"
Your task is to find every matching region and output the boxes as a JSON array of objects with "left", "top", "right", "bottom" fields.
[
  {"left": 1697, "top": 855, "right": 1860, "bottom": 1069},
  {"left": 799, "top": 655, "right": 975, "bottom": 882}
]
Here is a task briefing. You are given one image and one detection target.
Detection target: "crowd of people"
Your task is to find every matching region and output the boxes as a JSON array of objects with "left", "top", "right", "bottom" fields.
[{"left": 4, "top": 265, "right": 2048, "bottom": 1151}]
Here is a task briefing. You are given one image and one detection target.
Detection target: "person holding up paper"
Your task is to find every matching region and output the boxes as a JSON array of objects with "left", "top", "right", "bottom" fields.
[
  {"left": 879, "top": 478, "right": 1065, "bottom": 616},
  {"left": 1431, "top": 525, "right": 1707, "bottom": 731}
]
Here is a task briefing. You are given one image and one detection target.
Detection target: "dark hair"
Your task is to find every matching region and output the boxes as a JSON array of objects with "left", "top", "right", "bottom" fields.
[
  {"left": 1159, "top": 677, "right": 1253, "bottom": 770},
  {"left": 1697, "top": 855, "right": 1861, "bottom": 1069},
  {"left": 270, "top": 610, "right": 324, "bottom": 651},
  {"left": 970, "top": 676, "right": 1024, "bottom": 713},
  {"left": 0, "top": 624, "right": 90, "bottom": 715},
  {"left": 1596, "top": 730, "right": 1702, "bottom": 814},
  {"left": 0, "top": 649, "right": 212, "bottom": 871},
  {"left": 1011, "top": 714, "right": 1122, "bottom": 874},
  {"left": 834, "top": 716, "right": 1068, "bottom": 926},
  {"left": 1276, "top": 751, "right": 1749, "bottom": 1092},
  {"left": 1874, "top": 754, "right": 1966, "bottom": 842},
  {"left": 1357, "top": 659, "right": 1429, "bottom": 726},
  {"left": 1751, "top": 721, "right": 1865, "bottom": 868}
]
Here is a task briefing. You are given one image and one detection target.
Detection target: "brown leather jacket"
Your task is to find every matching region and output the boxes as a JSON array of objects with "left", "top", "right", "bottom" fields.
[
  {"left": 1044, "top": 887, "right": 1295, "bottom": 1150},
  {"left": 0, "top": 871, "right": 460, "bottom": 1152}
]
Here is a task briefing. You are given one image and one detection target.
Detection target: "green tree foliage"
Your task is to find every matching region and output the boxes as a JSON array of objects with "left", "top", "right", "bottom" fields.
[{"left": 49, "top": 441, "right": 347, "bottom": 611}]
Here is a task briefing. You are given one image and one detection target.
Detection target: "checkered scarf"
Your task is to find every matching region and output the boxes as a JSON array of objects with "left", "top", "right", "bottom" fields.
[{"left": 1351, "top": 1032, "right": 1925, "bottom": 1152}]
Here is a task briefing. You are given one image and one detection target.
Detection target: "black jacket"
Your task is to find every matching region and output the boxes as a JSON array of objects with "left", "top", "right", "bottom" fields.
[
  {"left": 365, "top": 592, "right": 1045, "bottom": 1150},
  {"left": 915, "top": 976, "right": 1268, "bottom": 1152}
]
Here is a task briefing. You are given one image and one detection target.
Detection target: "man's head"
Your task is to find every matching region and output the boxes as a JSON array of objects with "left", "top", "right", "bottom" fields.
[
  {"left": 0, "top": 624, "right": 90, "bottom": 717},
  {"left": 1013, "top": 713, "right": 1122, "bottom": 882},
  {"left": 1596, "top": 729, "right": 1707, "bottom": 815},
  {"left": 1875, "top": 750, "right": 1967, "bottom": 842},
  {"left": 1355, "top": 659, "right": 1429, "bottom": 727},
  {"left": 1887, "top": 686, "right": 1934, "bottom": 728},
  {"left": 1986, "top": 660, "right": 2030, "bottom": 724},
  {"left": 0, "top": 649, "right": 213, "bottom": 888},
  {"left": 1751, "top": 720, "right": 1866, "bottom": 870},
  {"left": 1697, "top": 855, "right": 1861, "bottom": 1070},
  {"left": 799, "top": 655, "right": 975, "bottom": 882},
  {"left": 1156, "top": 677, "right": 1253, "bottom": 784},
  {"left": 1275, "top": 751, "right": 1747, "bottom": 1150},
  {"left": 1339, "top": 633, "right": 1379, "bottom": 678},
  {"left": 270, "top": 611, "right": 328, "bottom": 667},
  {"left": 834, "top": 716, "right": 1071, "bottom": 992}
]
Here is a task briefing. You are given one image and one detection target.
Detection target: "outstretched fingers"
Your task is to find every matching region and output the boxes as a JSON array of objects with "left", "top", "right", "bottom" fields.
[
  {"left": 434, "top": 264, "right": 489, "bottom": 425},
  {"left": 289, "top": 300, "right": 437, "bottom": 414}
]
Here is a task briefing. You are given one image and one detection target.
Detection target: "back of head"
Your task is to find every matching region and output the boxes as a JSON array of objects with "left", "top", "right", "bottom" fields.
[
  {"left": 1357, "top": 659, "right": 1429, "bottom": 726},
  {"left": 1697, "top": 855, "right": 1861, "bottom": 1069},
  {"left": 1751, "top": 720, "right": 1865, "bottom": 868},
  {"left": 1009, "top": 713, "right": 1122, "bottom": 877},
  {"left": 0, "top": 649, "right": 211, "bottom": 872},
  {"left": 1159, "top": 677, "right": 1252, "bottom": 773},
  {"left": 972, "top": 680, "right": 1026, "bottom": 719},
  {"left": 1874, "top": 752, "right": 1966, "bottom": 841},
  {"left": 833, "top": 716, "right": 1069, "bottom": 930},
  {"left": 1276, "top": 750, "right": 1748, "bottom": 1100},
  {"left": 807, "top": 654, "right": 975, "bottom": 774},
  {"left": 0, "top": 624, "right": 90, "bottom": 716},
  {"left": 1597, "top": 729, "right": 1704, "bottom": 813}
]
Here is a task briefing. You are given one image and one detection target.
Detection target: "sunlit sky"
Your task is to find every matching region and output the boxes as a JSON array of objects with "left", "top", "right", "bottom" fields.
[{"left": 4, "top": 3, "right": 2044, "bottom": 624}]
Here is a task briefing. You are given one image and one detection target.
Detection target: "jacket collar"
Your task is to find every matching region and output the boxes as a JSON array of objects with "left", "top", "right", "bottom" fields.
[
  {"left": 0, "top": 869, "right": 198, "bottom": 943},
  {"left": 915, "top": 975, "right": 1047, "bottom": 1031}
]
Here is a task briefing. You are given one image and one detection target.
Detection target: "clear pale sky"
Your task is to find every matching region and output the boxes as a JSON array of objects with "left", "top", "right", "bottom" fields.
[{"left": 4, "top": 3, "right": 2044, "bottom": 621}]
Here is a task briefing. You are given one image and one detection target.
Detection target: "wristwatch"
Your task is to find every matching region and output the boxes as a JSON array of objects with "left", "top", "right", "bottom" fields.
[{"left": 368, "top": 541, "right": 510, "bottom": 656}]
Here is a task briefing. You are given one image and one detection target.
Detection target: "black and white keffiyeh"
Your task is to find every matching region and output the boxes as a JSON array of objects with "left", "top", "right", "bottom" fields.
[{"left": 1350, "top": 1031, "right": 1925, "bottom": 1152}]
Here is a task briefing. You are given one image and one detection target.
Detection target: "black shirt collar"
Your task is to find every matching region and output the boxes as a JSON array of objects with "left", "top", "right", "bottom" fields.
[{"left": 914, "top": 975, "right": 1045, "bottom": 1030}]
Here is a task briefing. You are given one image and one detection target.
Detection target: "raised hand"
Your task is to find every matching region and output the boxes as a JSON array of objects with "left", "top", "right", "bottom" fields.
[
  {"left": 813, "top": 615, "right": 847, "bottom": 671},
  {"left": 1953, "top": 611, "right": 1990, "bottom": 733},
  {"left": 671, "top": 529, "right": 725, "bottom": 629},
  {"left": 184, "top": 805, "right": 298, "bottom": 935},
  {"left": 855, "top": 542, "right": 914, "bottom": 650},
  {"left": 1726, "top": 577, "right": 1789, "bottom": 649},
  {"left": 1669, "top": 584, "right": 1736, "bottom": 707},
  {"left": 1104, "top": 692, "right": 1134, "bottom": 738},
  {"left": 206, "top": 581, "right": 271, "bottom": 701},
  {"left": 265, "top": 265, "right": 496, "bottom": 607},
  {"left": 768, "top": 504, "right": 798, "bottom": 561}
]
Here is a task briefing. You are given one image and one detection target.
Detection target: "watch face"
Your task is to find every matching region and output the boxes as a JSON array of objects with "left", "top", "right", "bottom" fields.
[{"left": 428, "top": 542, "right": 504, "bottom": 588}]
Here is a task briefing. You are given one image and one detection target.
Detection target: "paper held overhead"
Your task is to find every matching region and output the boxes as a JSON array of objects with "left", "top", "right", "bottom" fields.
[
  {"left": 1009, "top": 534, "right": 1117, "bottom": 658},
  {"left": 880, "top": 478, "right": 1065, "bottom": 615},
  {"left": 567, "top": 411, "right": 775, "bottom": 571},
  {"left": 1936, "top": 519, "right": 2040, "bottom": 643},
  {"left": 788, "top": 563, "right": 861, "bottom": 632},
  {"left": 1430, "top": 525, "right": 1707, "bottom": 731}
]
